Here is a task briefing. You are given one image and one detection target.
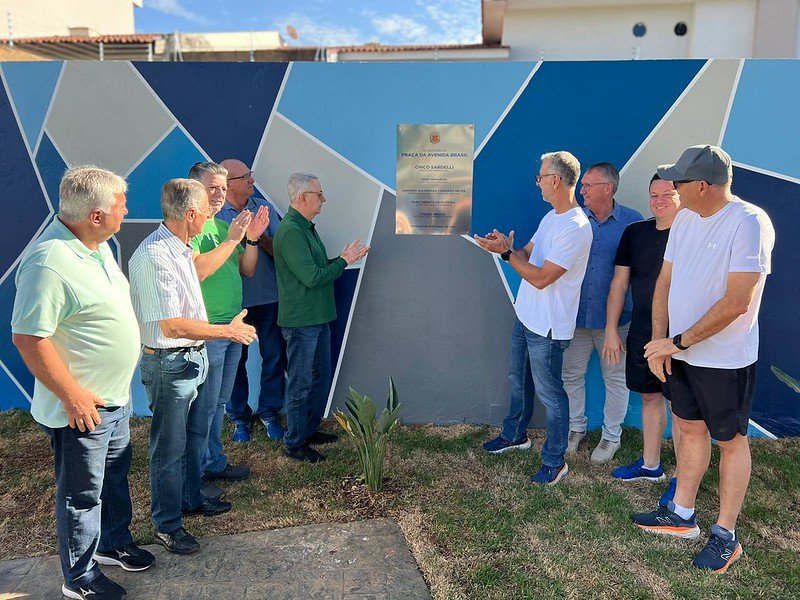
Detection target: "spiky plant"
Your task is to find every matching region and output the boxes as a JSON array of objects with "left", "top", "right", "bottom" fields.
[
  {"left": 334, "top": 378, "right": 401, "bottom": 492},
  {"left": 771, "top": 365, "right": 800, "bottom": 393}
]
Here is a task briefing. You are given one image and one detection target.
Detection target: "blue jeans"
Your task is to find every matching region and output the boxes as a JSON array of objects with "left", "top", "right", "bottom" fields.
[
  {"left": 282, "top": 323, "right": 331, "bottom": 451},
  {"left": 502, "top": 319, "right": 571, "bottom": 468},
  {"left": 228, "top": 302, "right": 286, "bottom": 425},
  {"left": 40, "top": 403, "right": 134, "bottom": 588},
  {"left": 140, "top": 346, "right": 208, "bottom": 533},
  {"left": 201, "top": 337, "right": 242, "bottom": 474}
]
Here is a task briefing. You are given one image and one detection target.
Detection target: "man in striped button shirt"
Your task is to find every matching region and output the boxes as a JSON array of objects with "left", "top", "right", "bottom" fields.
[{"left": 129, "top": 179, "right": 256, "bottom": 555}]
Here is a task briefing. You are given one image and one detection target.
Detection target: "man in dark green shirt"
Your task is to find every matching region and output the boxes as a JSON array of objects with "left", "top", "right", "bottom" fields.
[{"left": 274, "top": 172, "right": 369, "bottom": 462}]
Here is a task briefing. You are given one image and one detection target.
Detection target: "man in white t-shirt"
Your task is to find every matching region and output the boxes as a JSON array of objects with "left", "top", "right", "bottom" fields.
[
  {"left": 632, "top": 145, "right": 775, "bottom": 575},
  {"left": 475, "top": 151, "right": 593, "bottom": 484}
]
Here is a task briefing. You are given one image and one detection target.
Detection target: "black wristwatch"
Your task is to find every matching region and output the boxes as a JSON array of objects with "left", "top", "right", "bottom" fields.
[
  {"left": 673, "top": 333, "right": 689, "bottom": 350},
  {"left": 245, "top": 238, "right": 260, "bottom": 246},
  {"left": 500, "top": 249, "right": 512, "bottom": 262}
]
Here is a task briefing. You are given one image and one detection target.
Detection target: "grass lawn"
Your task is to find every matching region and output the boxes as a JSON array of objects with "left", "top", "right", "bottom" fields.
[{"left": 1, "top": 408, "right": 798, "bottom": 599}]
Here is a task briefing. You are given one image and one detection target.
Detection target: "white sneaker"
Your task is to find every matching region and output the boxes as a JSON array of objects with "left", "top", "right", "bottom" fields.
[
  {"left": 591, "top": 438, "right": 621, "bottom": 463},
  {"left": 566, "top": 430, "right": 586, "bottom": 453}
]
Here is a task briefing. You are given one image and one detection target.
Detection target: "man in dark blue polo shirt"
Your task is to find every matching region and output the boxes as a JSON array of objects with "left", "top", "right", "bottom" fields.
[{"left": 563, "top": 162, "right": 642, "bottom": 463}]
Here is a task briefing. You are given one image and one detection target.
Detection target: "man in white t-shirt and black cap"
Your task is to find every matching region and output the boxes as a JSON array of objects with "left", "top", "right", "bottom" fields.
[
  {"left": 475, "top": 151, "right": 593, "bottom": 485},
  {"left": 632, "top": 145, "right": 775, "bottom": 575}
]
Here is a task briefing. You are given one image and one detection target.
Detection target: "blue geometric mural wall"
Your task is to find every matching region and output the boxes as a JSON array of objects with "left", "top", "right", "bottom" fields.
[{"left": 0, "top": 59, "right": 798, "bottom": 437}]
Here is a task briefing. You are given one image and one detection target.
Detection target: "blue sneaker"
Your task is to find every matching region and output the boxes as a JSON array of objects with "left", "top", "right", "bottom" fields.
[
  {"left": 658, "top": 477, "right": 678, "bottom": 508},
  {"left": 232, "top": 423, "right": 251, "bottom": 443},
  {"left": 530, "top": 463, "right": 569, "bottom": 485},
  {"left": 612, "top": 457, "right": 666, "bottom": 482},
  {"left": 632, "top": 503, "right": 700, "bottom": 539},
  {"left": 692, "top": 525, "right": 743, "bottom": 574},
  {"left": 482, "top": 434, "right": 531, "bottom": 454},
  {"left": 260, "top": 417, "right": 285, "bottom": 440}
]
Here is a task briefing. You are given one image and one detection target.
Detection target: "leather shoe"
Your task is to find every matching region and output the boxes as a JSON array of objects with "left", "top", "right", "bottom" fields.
[
  {"left": 183, "top": 497, "right": 232, "bottom": 517},
  {"left": 203, "top": 464, "right": 250, "bottom": 482},
  {"left": 307, "top": 431, "right": 339, "bottom": 445},
  {"left": 154, "top": 527, "right": 200, "bottom": 555},
  {"left": 284, "top": 444, "right": 325, "bottom": 463}
]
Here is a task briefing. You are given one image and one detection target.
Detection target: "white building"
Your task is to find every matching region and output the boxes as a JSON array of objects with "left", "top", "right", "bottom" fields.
[
  {"left": 1, "top": 0, "right": 141, "bottom": 38},
  {"left": 482, "top": 0, "right": 800, "bottom": 60}
]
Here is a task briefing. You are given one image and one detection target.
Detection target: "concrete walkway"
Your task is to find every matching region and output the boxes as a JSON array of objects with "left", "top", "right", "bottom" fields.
[{"left": 0, "top": 518, "right": 431, "bottom": 599}]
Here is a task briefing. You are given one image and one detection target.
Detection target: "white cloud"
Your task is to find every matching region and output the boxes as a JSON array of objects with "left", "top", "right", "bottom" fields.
[
  {"left": 145, "top": 0, "right": 211, "bottom": 27},
  {"left": 371, "top": 15, "right": 430, "bottom": 44},
  {"left": 273, "top": 13, "right": 364, "bottom": 46},
  {"left": 420, "top": 0, "right": 482, "bottom": 45}
]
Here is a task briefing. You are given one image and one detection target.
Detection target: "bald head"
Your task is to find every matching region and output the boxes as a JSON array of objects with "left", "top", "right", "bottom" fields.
[{"left": 221, "top": 158, "right": 255, "bottom": 208}]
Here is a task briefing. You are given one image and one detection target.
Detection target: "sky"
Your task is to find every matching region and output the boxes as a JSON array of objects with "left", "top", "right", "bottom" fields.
[{"left": 135, "top": 0, "right": 482, "bottom": 47}]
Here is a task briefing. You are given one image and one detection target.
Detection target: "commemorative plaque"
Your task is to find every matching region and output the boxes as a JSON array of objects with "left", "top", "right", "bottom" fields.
[{"left": 396, "top": 124, "right": 474, "bottom": 235}]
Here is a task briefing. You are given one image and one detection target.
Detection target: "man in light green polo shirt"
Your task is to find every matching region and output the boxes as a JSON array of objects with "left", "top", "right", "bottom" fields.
[
  {"left": 188, "top": 161, "right": 269, "bottom": 492},
  {"left": 273, "top": 172, "right": 369, "bottom": 463},
  {"left": 11, "top": 166, "right": 152, "bottom": 600}
]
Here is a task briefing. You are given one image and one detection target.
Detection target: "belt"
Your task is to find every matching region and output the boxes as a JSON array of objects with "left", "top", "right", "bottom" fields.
[{"left": 142, "top": 343, "right": 205, "bottom": 355}]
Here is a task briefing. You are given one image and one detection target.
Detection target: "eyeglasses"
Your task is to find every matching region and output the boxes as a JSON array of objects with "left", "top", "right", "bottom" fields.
[
  {"left": 581, "top": 181, "right": 612, "bottom": 189},
  {"left": 227, "top": 171, "right": 254, "bottom": 181},
  {"left": 535, "top": 173, "right": 558, "bottom": 184},
  {"left": 302, "top": 190, "right": 325, "bottom": 200}
]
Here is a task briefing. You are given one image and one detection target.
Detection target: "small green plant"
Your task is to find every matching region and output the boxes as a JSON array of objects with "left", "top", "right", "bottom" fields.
[
  {"left": 771, "top": 365, "right": 800, "bottom": 393},
  {"left": 334, "top": 378, "right": 401, "bottom": 493}
]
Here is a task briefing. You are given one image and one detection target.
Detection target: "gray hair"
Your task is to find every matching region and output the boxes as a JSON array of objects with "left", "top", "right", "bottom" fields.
[
  {"left": 161, "top": 179, "right": 208, "bottom": 221},
  {"left": 58, "top": 165, "right": 127, "bottom": 222},
  {"left": 287, "top": 172, "right": 319, "bottom": 204},
  {"left": 540, "top": 151, "right": 581, "bottom": 188},
  {"left": 587, "top": 162, "right": 620, "bottom": 193},
  {"left": 188, "top": 161, "right": 228, "bottom": 181}
]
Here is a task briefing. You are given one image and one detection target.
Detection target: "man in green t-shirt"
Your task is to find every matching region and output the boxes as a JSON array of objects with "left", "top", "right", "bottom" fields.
[
  {"left": 274, "top": 172, "right": 369, "bottom": 463},
  {"left": 188, "top": 162, "right": 270, "bottom": 491}
]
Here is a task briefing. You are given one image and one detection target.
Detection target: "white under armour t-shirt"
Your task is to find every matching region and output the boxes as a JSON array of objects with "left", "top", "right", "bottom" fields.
[
  {"left": 514, "top": 206, "right": 593, "bottom": 340},
  {"left": 665, "top": 197, "right": 775, "bottom": 369}
]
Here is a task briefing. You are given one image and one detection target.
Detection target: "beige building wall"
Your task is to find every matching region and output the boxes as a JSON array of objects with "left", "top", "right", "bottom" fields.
[{"left": 0, "top": 0, "right": 139, "bottom": 38}]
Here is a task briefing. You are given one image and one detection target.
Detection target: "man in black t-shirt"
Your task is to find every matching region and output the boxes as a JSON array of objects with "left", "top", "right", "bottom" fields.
[{"left": 602, "top": 174, "right": 682, "bottom": 506}]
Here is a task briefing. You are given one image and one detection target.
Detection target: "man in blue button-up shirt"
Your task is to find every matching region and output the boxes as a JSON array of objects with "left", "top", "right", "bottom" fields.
[
  {"left": 218, "top": 159, "right": 286, "bottom": 443},
  {"left": 563, "top": 162, "right": 643, "bottom": 463}
]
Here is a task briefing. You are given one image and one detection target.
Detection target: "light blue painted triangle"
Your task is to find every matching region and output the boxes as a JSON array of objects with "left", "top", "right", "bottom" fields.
[
  {"left": 126, "top": 127, "right": 206, "bottom": 219},
  {"left": 1, "top": 61, "right": 63, "bottom": 152},
  {"left": 500, "top": 261, "right": 521, "bottom": 302},
  {"left": 277, "top": 62, "right": 536, "bottom": 188}
]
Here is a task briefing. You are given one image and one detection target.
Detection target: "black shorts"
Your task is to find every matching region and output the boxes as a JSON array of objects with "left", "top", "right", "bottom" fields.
[
  {"left": 666, "top": 359, "right": 756, "bottom": 441},
  {"left": 625, "top": 334, "right": 670, "bottom": 398}
]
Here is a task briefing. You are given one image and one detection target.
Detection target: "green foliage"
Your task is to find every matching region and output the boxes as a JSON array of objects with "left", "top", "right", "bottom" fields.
[
  {"left": 771, "top": 365, "right": 800, "bottom": 393},
  {"left": 334, "top": 378, "right": 401, "bottom": 492}
]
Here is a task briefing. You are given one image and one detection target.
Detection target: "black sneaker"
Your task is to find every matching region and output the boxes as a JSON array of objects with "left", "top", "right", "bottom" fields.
[
  {"left": 692, "top": 525, "right": 743, "bottom": 573},
  {"left": 284, "top": 444, "right": 325, "bottom": 463},
  {"left": 632, "top": 504, "right": 701, "bottom": 539},
  {"left": 307, "top": 431, "right": 339, "bottom": 445},
  {"left": 183, "top": 496, "right": 232, "bottom": 517},
  {"left": 62, "top": 573, "right": 126, "bottom": 599},
  {"left": 94, "top": 543, "right": 155, "bottom": 572},
  {"left": 154, "top": 527, "right": 201, "bottom": 555},
  {"left": 200, "top": 478, "right": 224, "bottom": 501},
  {"left": 203, "top": 463, "right": 251, "bottom": 482}
]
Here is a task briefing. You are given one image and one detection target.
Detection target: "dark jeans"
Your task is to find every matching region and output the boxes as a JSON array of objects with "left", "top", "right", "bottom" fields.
[
  {"left": 228, "top": 302, "right": 286, "bottom": 425},
  {"left": 282, "top": 323, "right": 331, "bottom": 451},
  {"left": 502, "top": 319, "right": 571, "bottom": 468},
  {"left": 140, "top": 346, "right": 208, "bottom": 534},
  {"left": 40, "top": 403, "right": 134, "bottom": 588},
  {"left": 201, "top": 336, "right": 242, "bottom": 474}
]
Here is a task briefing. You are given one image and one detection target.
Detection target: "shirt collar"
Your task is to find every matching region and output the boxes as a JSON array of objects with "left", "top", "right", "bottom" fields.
[
  {"left": 158, "top": 223, "right": 193, "bottom": 256},
  {"left": 586, "top": 199, "right": 620, "bottom": 223},
  {"left": 54, "top": 218, "right": 105, "bottom": 261},
  {"left": 286, "top": 206, "right": 314, "bottom": 231}
]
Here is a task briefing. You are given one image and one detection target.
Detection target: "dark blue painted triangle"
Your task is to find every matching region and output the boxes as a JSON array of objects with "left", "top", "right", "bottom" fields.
[
  {"left": 473, "top": 60, "right": 706, "bottom": 245},
  {"left": 35, "top": 132, "right": 68, "bottom": 210},
  {"left": 2, "top": 61, "right": 63, "bottom": 152},
  {"left": 0, "top": 79, "right": 52, "bottom": 278},
  {"left": 133, "top": 62, "right": 287, "bottom": 166},
  {"left": 331, "top": 268, "right": 359, "bottom": 374},
  {"left": 0, "top": 265, "right": 36, "bottom": 409}
]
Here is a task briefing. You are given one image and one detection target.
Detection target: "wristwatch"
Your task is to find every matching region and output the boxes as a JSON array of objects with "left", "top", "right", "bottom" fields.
[
  {"left": 500, "top": 249, "right": 512, "bottom": 262},
  {"left": 245, "top": 239, "right": 259, "bottom": 246},
  {"left": 673, "top": 333, "right": 689, "bottom": 350}
]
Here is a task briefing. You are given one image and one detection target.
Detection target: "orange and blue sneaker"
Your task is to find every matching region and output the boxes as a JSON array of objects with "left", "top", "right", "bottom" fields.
[
  {"left": 692, "top": 525, "right": 743, "bottom": 574},
  {"left": 632, "top": 502, "right": 701, "bottom": 539},
  {"left": 530, "top": 463, "right": 569, "bottom": 485}
]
